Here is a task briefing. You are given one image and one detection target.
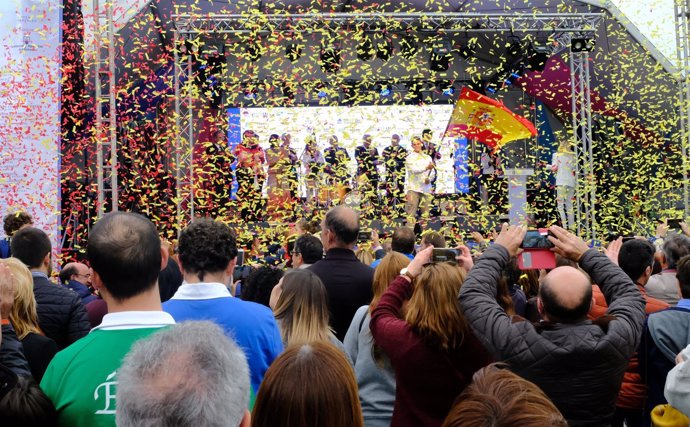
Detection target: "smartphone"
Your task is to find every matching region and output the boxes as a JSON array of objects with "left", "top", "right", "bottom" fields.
[
  {"left": 521, "top": 229, "right": 554, "bottom": 249},
  {"left": 358, "top": 230, "right": 372, "bottom": 242},
  {"left": 236, "top": 249, "right": 245, "bottom": 267},
  {"left": 668, "top": 219, "right": 683, "bottom": 230},
  {"left": 432, "top": 248, "right": 458, "bottom": 265}
]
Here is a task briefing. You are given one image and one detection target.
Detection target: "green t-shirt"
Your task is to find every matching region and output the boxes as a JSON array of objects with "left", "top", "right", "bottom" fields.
[{"left": 40, "top": 327, "right": 167, "bottom": 427}]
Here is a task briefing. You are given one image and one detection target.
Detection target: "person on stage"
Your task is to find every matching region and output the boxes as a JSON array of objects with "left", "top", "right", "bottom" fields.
[
  {"left": 300, "top": 134, "right": 325, "bottom": 204},
  {"left": 479, "top": 144, "right": 503, "bottom": 213},
  {"left": 281, "top": 133, "right": 299, "bottom": 199},
  {"left": 382, "top": 134, "right": 407, "bottom": 208},
  {"left": 422, "top": 129, "right": 442, "bottom": 192},
  {"left": 194, "top": 128, "right": 235, "bottom": 217},
  {"left": 266, "top": 133, "right": 297, "bottom": 190},
  {"left": 550, "top": 139, "right": 576, "bottom": 230},
  {"left": 324, "top": 135, "right": 351, "bottom": 184},
  {"left": 354, "top": 134, "right": 381, "bottom": 210},
  {"left": 234, "top": 130, "right": 266, "bottom": 220},
  {"left": 405, "top": 136, "right": 435, "bottom": 222}
]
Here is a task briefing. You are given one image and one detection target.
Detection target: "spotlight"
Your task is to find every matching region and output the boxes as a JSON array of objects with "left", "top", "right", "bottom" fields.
[
  {"left": 374, "top": 33, "right": 393, "bottom": 61},
  {"left": 507, "top": 37, "right": 523, "bottom": 58},
  {"left": 356, "top": 33, "right": 375, "bottom": 61},
  {"left": 285, "top": 43, "right": 302, "bottom": 62},
  {"left": 315, "top": 83, "right": 328, "bottom": 99},
  {"left": 571, "top": 38, "right": 595, "bottom": 52},
  {"left": 429, "top": 38, "right": 453, "bottom": 72},
  {"left": 437, "top": 80, "right": 455, "bottom": 96},
  {"left": 320, "top": 40, "right": 341, "bottom": 74},
  {"left": 377, "top": 82, "right": 391, "bottom": 97},
  {"left": 399, "top": 33, "right": 418, "bottom": 60}
]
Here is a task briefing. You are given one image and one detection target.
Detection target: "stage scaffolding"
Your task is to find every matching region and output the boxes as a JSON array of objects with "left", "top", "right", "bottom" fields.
[
  {"left": 172, "top": 12, "right": 602, "bottom": 238},
  {"left": 676, "top": 0, "right": 690, "bottom": 219}
]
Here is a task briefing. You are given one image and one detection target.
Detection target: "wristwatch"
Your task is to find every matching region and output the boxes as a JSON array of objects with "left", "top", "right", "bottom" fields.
[{"left": 400, "top": 267, "right": 415, "bottom": 281}]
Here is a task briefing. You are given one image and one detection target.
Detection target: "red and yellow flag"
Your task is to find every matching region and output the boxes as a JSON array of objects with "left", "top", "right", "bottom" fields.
[{"left": 444, "top": 87, "right": 537, "bottom": 149}]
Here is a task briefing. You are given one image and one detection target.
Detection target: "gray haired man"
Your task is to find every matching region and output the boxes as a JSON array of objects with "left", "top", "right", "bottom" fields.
[{"left": 116, "top": 321, "right": 251, "bottom": 427}]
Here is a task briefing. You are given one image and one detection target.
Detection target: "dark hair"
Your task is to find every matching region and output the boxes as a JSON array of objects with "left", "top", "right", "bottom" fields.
[
  {"left": 3, "top": 212, "right": 33, "bottom": 237},
  {"left": 391, "top": 227, "right": 415, "bottom": 255},
  {"left": 676, "top": 255, "right": 690, "bottom": 299},
  {"left": 10, "top": 227, "right": 51, "bottom": 269},
  {"left": 242, "top": 266, "right": 283, "bottom": 308},
  {"left": 538, "top": 279, "right": 592, "bottom": 323},
  {"left": 324, "top": 207, "right": 359, "bottom": 246},
  {"left": 422, "top": 129, "right": 432, "bottom": 137},
  {"left": 443, "top": 363, "right": 567, "bottom": 427},
  {"left": 87, "top": 212, "right": 161, "bottom": 302},
  {"left": 58, "top": 264, "right": 79, "bottom": 285},
  {"left": 618, "top": 239, "right": 655, "bottom": 282},
  {"left": 663, "top": 234, "right": 690, "bottom": 269},
  {"left": 294, "top": 234, "right": 323, "bottom": 265},
  {"left": 421, "top": 231, "right": 446, "bottom": 248},
  {"left": 178, "top": 218, "right": 238, "bottom": 281},
  {"left": 0, "top": 375, "right": 58, "bottom": 427}
]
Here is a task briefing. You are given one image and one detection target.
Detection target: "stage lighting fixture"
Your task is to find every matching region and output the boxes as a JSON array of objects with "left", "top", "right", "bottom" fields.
[
  {"left": 526, "top": 44, "right": 549, "bottom": 72},
  {"left": 405, "top": 81, "right": 423, "bottom": 104},
  {"left": 356, "top": 33, "right": 375, "bottom": 61},
  {"left": 507, "top": 37, "right": 523, "bottom": 58},
  {"left": 437, "top": 80, "right": 455, "bottom": 96},
  {"left": 285, "top": 43, "right": 302, "bottom": 62},
  {"left": 320, "top": 40, "right": 341, "bottom": 74},
  {"left": 377, "top": 82, "right": 392, "bottom": 97},
  {"left": 374, "top": 33, "right": 393, "bottom": 61},
  {"left": 429, "top": 39, "right": 453, "bottom": 72},
  {"left": 399, "top": 33, "right": 418, "bottom": 60},
  {"left": 571, "top": 38, "right": 595, "bottom": 52},
  {"left": 458, "top": 38, "right": 478, "bottom": 59}
]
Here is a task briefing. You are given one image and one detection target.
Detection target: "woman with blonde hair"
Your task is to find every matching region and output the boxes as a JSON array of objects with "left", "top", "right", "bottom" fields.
[
  {"left": 344, "top": 252, "right": 410, "bottom": 427},
  {"left": 370, "top": 247, "right": 492, "bottom": 427},
  {"left": 269, "top": 269, "right": 345, "bottom": 353},
  {"left": 252, "top": 341, "right": 363, "bottom": 427},
  {"left": 2, "top": 257, "right": 57, "bottom": 381}
]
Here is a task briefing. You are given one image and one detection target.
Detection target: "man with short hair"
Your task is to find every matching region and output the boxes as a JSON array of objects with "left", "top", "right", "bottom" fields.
[
  {"left": 460, "top": 225, "right": 645, "bottom": 425},
  {"left": 40, "top": 212, "right": 175, "bottom": 426},
  {"left": 11, "top": 227, "right": 90, "bottom": 349},
  {"left": 382, "top": 134, "right": 407, "bottom": 207},
  {"left": 420, "top": 231, "right": 446, "bottom": 250},
  {"left": 371, "top": 226, "right": 415, "bottom": 268},
  {"left": 0, "top": 211, "right": 32, "bottom": 259},
  {"left": 640, "top": 253, "right": 690, "bottom": 420},
  {"left": 646, "top": 233, "right": 690, "bottom": 305},
  {"left": 309, "top": 206, "right": 374, "bottom": 341},
  {"left": 163, "top": 218, "right": 282, "bottom": 394},
  {"left": 292, "top": 234, "right": 323, "bottom": 269},
  {"left": 59, "top": 262, "right": 97, "bottom": 306},
  {"left": 117, "top": 321, "right": 250, "bottom": 427}
]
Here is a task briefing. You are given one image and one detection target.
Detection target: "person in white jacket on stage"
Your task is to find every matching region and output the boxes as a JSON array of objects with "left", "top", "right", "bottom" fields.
[
  {"left": 550, "top": 139, "right": 576, "bottom": 230},
  {"left": 405, "top": 136, "right": 435, "bottom": 222}
]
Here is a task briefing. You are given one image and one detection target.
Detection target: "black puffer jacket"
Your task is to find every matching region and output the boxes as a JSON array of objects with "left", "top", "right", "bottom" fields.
[
  {"left": 33, "top": 275, "right": 90, "bottom": 349},
  {"left": 460, "top": 246, "right": 646, "bottom": 427}
]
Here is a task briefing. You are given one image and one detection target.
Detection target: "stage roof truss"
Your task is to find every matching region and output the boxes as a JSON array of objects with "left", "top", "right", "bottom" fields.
[{"left": 172, "top": 11, "right": 602, "bottom": 236}]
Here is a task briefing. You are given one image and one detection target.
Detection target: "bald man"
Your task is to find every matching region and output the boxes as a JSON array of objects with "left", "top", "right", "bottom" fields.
[
  {"left": 59, "top": 262, "right": 97, "bottom": 306},
  {"left": 460, "top": 225, "right": 646, "bottom": 426},
  {"left": 308, "top": 206, "right": 374, "bottom": 341}
]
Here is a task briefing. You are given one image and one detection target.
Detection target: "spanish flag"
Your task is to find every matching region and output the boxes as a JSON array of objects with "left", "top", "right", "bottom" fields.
[{"left": 444, "top": 87, "right": 537, "bottom": 149}]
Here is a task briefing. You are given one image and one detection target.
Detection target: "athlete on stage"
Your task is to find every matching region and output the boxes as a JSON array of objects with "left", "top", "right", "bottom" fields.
[
  {"left": 234, "top": 130, "right": 266, "bottom": 220},
  {"left": 382, "top": 133, "right": 407, "bottom": 210}
]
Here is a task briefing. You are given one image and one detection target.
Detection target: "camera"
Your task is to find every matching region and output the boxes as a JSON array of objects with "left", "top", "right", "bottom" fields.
[
  {"left": 431, "top": 248, "right": 458, "bottom": 265},
  {"left": 521, "top": 230, "right": 554, "bottom": 249}
]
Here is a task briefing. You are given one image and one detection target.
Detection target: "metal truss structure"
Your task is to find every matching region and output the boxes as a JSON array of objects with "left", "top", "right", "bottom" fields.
[
  {"left": 93, "top": 0, "right": 118, "bottom": 218},
  {"left": 676, "top": 0, "right": 690, "bottom": 218},
  {"left": 172, "top": 12, "right": 602, "bottom": 234}
]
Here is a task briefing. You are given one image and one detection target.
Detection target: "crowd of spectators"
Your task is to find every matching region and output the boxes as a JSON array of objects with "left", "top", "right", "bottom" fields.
[{"left": 2, "top": 208, "right": 690, "bottom": 426}]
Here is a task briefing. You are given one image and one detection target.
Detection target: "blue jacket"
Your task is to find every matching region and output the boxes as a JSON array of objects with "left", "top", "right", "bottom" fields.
[{"left": 62, "top": 280, "right": 98, "bottom": 305}]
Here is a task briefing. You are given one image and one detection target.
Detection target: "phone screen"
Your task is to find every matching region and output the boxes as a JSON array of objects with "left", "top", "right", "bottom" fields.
[
  {"left": 432, "top": 248, "right": 458, "bottom": 264},
  {"left": 521, "top": 230, "right": 554, "bottom": 249},
  {"left": 358, "top": 231, "right": 372, "bottom": 241}
]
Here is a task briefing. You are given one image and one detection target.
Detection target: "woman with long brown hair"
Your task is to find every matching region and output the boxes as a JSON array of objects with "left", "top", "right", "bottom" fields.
[
  {"left": 344, "top": 252, "right": 410, "bottom": 427},
  {"left": 370, "top": 246, "right": 492, "bottom": 427},
  {"left": 270, "top": 269, "right": 344, "bottom": 351},
  {"left": 252, "top": 341, "right": 363, "bottom": 427},
  {"left": 2, "top": 257, "right": 58, "bottom": 381}
]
